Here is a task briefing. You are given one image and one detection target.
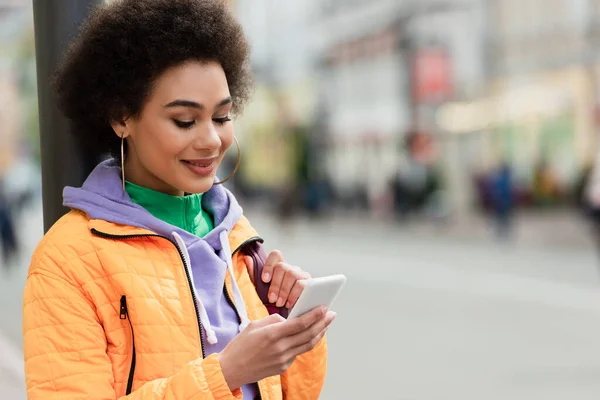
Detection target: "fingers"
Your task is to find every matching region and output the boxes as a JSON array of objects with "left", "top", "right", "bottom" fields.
[
  {"left": 276, "top": 306, "right": 328, "bottom": 338},
  {"left": 290, "top": 323, "right": 329, "bottom": 357},
  {"left": 261, "top": 250, "right": 311, "bottom": 308},
  {"left": 269, "top": 264, "right": 310, "bottom": 307},
  {"left": 286, "top": 278, "right": 309, "bottom": 309},
  {"left": 273, "top": 265, "right": 309, "bottom": 307},
  {"left": 262, "top": 250, "right": 284, "bottom": 284},
  {"left": 287, "top": 310, "right": 336, "bottom": 349},
  {"left": 268, "top": 262, "right": 287, "bottom": 304},
  {"left": 243, "top": 255, "right": 254, "bottom": 283},
  {"left": 276, "top": 266, "right": 300, "bottom": 307}
]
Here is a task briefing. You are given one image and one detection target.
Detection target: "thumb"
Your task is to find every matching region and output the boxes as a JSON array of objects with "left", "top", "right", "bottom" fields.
[
  {"left": 262, "top": 250, "right": 284, "bottom": 283},
  {"left": 243, "top": 255, "right": 254, "bottom": 283},
  {"left": 250, "top": 313, "right": 286, "bottom": 329}
]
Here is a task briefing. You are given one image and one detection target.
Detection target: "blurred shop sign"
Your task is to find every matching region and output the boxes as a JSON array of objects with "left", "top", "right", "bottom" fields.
[{"left": 413, "top": 47, "right": 453, "bottom": 104}]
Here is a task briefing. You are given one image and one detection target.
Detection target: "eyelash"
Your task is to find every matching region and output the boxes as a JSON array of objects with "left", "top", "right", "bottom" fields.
[
  {"left": 172, "top": 117, "right": 231, "bottom": 129},
  {"left": 213, "top": 116, "right": 232, "bottom": 125}
]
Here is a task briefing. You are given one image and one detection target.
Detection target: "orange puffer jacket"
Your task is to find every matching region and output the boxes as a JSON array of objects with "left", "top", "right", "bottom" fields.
[{"left": 22, "top": 210, "right": 327, "bottom": 399}]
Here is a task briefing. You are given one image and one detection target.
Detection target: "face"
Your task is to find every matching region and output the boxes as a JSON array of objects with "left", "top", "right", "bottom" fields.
[{"left": 113, "top": 61, "right": 234, "bottom": 196}]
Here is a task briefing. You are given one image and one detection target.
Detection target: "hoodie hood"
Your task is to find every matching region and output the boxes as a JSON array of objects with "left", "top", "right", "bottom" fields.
[
  {"left": 63, "top": 158, "right": 250, "bottom": 344},
  {"left": 63, "top": 159, "right": 241, "bottom": 250}
]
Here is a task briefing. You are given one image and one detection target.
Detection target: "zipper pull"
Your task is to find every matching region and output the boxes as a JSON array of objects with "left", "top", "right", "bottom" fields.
[{"left": 120, "top": 295, "right": 127, "bottom": 320}]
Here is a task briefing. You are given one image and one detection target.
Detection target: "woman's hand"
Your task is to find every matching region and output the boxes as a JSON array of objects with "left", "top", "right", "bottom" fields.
[
  {"left": 245, "top": 250, "right": 311, "bottom": 309},
  {"left": 217, "top": 306, "right": 336, "bottom": 390}
]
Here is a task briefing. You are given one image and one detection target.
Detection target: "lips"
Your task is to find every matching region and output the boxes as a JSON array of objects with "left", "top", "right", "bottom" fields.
[
  {"left": 181, "top": 157, "right": 218, "bottom": 176},
  {"left": 182, "top": 160, "right": 213, "bottom": 167}
]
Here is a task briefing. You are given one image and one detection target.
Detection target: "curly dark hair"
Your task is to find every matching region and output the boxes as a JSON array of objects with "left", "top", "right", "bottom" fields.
[{"left": 54, "top": 0, "right": 253, "bottom": 159}]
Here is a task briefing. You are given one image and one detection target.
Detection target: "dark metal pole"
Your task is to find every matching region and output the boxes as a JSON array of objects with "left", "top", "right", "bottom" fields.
[{"left": 33, "top": 0, "right": 103, "bottom": 233}]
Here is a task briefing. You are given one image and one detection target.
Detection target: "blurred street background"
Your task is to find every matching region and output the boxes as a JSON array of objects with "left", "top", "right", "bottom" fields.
[{"left": 2, "top": 0, "right": 600, "bottom": 399}]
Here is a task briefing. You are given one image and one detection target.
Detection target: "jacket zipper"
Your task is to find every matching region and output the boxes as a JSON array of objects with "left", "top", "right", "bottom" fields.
[
  {"left": 92, "top": 228, "right": 206, "bottom": 358},
  {"left": 120, "top": 296, "right": 136, "bottom": 395},
  {"left": 94, "top": 229, "right": 265, "bottom": 398},
  {"left": 223, "top": 285, "right": 242, "bottom": 324}
]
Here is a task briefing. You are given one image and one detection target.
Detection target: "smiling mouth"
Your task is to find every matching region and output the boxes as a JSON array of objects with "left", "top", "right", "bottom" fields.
[
  {"left": 182, "top": 160, "right": 214, "bottom": 167},
  {"left": 181, "top": 158, "right": 218, "bottom": 176}
]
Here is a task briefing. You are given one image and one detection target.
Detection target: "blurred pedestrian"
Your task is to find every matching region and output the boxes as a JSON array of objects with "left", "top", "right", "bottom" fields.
[
  {"left": 473, "top": 170, "right": 493, "bottom": 214},
  {"left": 392, "top": 131, "right": 442, "bottom": 220},
  {"left": 490, "top": 161, "right": 514, "bottom": 238},
  {"left": 575, "top": 161, "right": 593, "bottom": 210},
  {"left": 22, "top": 1, "right": 333, "bottom": 399},
  {"left": 0, "top": 177, "right": 18, "bottom": 268},
  {"left": 584, "top": 153, "right": 600, "bottom": 253},
  {"left": 276, "top": 122, "right": 311, "bottom": 222},
  {"left": 532, "top": 160, "right": 560, "bottom": 207}
]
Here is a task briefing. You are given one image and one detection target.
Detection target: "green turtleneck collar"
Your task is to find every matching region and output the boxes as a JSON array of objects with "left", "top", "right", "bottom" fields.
[{"left": 125, "top": 181, "right": 214, "bottom": 237}]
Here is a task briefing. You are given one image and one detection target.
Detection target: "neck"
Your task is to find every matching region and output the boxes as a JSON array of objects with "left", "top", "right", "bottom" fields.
[
  {"left": 124, "top": 158, "right": 184, "bottom": 196},
  {"left": 125, "top": 180, "right": 213, "bottom": 236}
]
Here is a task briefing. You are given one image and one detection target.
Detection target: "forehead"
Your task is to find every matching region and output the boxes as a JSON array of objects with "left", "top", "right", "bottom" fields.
[{"left": 150, "top": 61, "right": 230, "bottom": 104}]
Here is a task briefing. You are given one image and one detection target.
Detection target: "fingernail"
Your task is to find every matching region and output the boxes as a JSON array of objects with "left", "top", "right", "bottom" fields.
[
  {"left": 269, "top": 293, "right": 277, "bottom": 303},
  {"left": 263, "top": 273, "right": 271, "bottom": 282},
  {"left": 276, "top": 297, "right": 285, "bottom": 307},
  {"left": 286, "top": 301, "right": 293, "bottom": 309}
]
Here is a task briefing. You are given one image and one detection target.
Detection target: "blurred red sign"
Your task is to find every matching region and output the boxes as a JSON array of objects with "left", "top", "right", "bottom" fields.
[{"left": 413, "top": 48, "right": 453, "bottom": 104}]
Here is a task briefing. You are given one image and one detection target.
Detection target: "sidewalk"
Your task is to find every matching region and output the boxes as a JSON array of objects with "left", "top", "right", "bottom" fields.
[
  {"left": 0, "top": 372, "right": 26, "bottom": 400},
  {"left": 248, "top": 202, "right": 596, "bottom": 250},
  {"left": 402, "top": 209, "right": 596, "bottom": 249},
  {"left": 0, "top": 201, "right": 595, "bottom": 398},
  {"left": 0, "top": 202, "right": 41, "bottom": 400},
  {"left": 0, "top": 330, "right": 25, "bottom": 399}
]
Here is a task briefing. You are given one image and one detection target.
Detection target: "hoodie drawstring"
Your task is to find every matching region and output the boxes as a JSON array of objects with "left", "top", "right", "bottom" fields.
[
  {"left": 219, "top": 230, "right": 251, "bottom": 332},
  {"left": 172, "top": 232, "right": 218, "bottom": 345}
]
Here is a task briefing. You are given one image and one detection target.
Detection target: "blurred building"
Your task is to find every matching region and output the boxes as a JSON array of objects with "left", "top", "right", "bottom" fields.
[
  {"left": 484, "top": 0, "right": 600, "bottom": 185},
  {"left": 405, "top": 0, "right": 487, "bottom": 214},
  {"left": 313, "top": 0, "right": 408, "bottom": 205},
  {"left": 234, "top": 0, "right": 600, "bottom": 214},
  {"left": 233, "top": 0, "right": 319, "bottom": 192},
  {"left": 436, "top": 0, "right": 600, "bottom": 208},
  {"left": 0, "top": 0, "right": 31, "bottom": 175},
  {"left": 419, "top": 0, "right": 600, "bottom": 213},
  {"left": 313, "top": 0, "right": 481, "bottom": 211},
  {"left": 0, "top": 0, "right": 27, "bottom": 8}
]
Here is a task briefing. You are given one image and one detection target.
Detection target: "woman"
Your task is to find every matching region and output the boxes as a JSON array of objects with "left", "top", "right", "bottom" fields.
[{"left": 22, "top": 1, "right": 335, "bottom": 399}]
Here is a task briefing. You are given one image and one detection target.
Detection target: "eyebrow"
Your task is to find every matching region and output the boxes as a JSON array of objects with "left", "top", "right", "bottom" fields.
[{"left": 164, "top": 97, "right": 232, "bottom": 110}]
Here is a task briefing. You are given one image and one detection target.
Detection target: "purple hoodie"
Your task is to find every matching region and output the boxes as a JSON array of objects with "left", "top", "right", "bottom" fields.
[{"left": 63, "top": 159, "right": 258, "bottom": 398}]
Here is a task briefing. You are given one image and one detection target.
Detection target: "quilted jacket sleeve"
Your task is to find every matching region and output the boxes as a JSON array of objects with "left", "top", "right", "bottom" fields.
[
  {"left": 280, "top": 337, "right": 327, "bottom": 400},
  {"left": 240, "top": 241, "right": 328, "bottom": 400},
  {"left": 23, "top": 259, "right": 241, "bottom": 400}
]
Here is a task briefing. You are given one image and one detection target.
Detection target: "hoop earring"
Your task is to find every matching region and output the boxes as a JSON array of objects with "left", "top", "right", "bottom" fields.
[
  {"left": 121, "top": 134, "right": 126, "bottom": 193},
  {"left": 214, "top": 136, "right": 241, "bottom": 185}
]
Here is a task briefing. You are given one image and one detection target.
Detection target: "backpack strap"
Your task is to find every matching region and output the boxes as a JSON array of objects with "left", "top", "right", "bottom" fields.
[{"left": 239, "top": 240, "right": 289, "bottom": 318}]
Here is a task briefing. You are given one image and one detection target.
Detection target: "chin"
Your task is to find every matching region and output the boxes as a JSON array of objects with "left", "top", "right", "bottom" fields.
[{"left": 180, "top": 178, "right": 216, "bottom": 194}]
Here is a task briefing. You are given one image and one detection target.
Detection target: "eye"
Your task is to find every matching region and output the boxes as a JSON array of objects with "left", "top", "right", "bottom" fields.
[
  {"left": 213, "top": 116, "right": 232, "bottom": 125},
  {"left": 172, "top": 119, "right": 195, "bottom": 129}
]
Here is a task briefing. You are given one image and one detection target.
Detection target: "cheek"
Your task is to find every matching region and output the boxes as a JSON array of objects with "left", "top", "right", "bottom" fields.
[
  {"left": 133, "top": 121, "right": 190, "bottom": 174},
  {"left": 144, "top": 122, "right": 188, "bottom": 156}
]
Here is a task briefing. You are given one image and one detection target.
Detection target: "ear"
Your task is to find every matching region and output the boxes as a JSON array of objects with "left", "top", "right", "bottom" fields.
[{"left": 110, "top": 117, "right": 131, "bottom": 139}]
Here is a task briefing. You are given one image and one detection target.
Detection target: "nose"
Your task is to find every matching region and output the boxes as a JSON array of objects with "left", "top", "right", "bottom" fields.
[{"left": 192, "top": 121, "right": 221, "bottom": 152}]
